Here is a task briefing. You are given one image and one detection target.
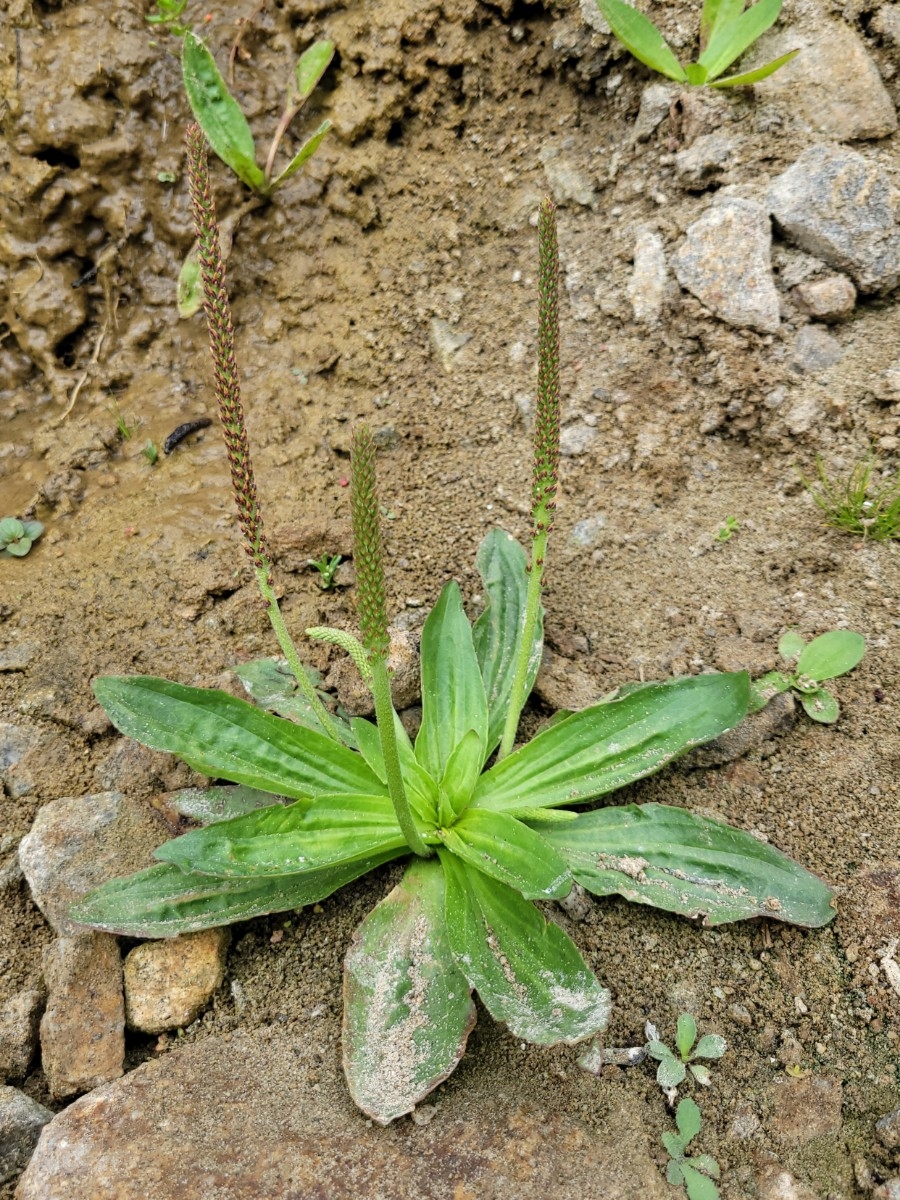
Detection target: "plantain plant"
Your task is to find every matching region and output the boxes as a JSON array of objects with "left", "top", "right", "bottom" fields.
[
  {"left": 595, "top": 0, "right": 798, "bottom": 89},
  {"left": 72, "top": 130, "right": 837, "bottom": 1124}
]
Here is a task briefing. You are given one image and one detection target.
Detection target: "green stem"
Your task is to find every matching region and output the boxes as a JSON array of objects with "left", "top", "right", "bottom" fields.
[
  {"left": 255, "top": 566, "right": 341, "bottom": 742},
  {"left": 498, "top": 532, "right": 547, "bottom": 760},
  {"left": 370, "top": 657, "right": 431, "bottom": 858}
]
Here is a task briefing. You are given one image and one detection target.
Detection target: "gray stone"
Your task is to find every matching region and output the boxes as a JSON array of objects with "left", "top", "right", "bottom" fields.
[
  {"left": 632, "top": 82, "right": 674, "bottom": 142},
  {"left": 0, "top": 1086, "right": 52, "bottom": 1185},
  {"left": 753, "top": 22, "right": 896, "bottom": 141},
  {"left": 766, "top": 1075, "right": 842, "bottom": 1144},
  {"left": 0, "top": 991, "right": 42, "bottom": 1082},
  {"left": 784, "top": 394, "right": 824, "bottom": 436},
  {"left": 755, "top": 1156, "right": 822, "bottom": 1200},
  {"left": 673, "top": 198, "right": 780, "bottom": 333},
  {"left": 18, "top": 791, "right": 164, "bottom": 936},
  {"left": 627, "top": 228, "right": 667, "bottom": 326},
  {"left": 429, "top": 318, "right": 473, "bottom": 372},
  {"left": 791, "top": 325, "right": 844, "bottom": 374},
  {"left": 0, "top": 836, "right": 23, "bottom": 891},
  {"left": 16, "top": 1028, "right": 670, "bottom": 1199},
  {"left": 768, "top": 145, "right": 900, "bottom": 294},
  {"left": 41, "top": 934, "right": 124, "bottom": 1100},
  {"left": 570, "top": 514, "right": 607, "bottom": 547},
  {"left": 792, "top": 274, "right": 856, "bottom": 323},
  {"left": 674, "top": 133, "right": 737, "bottom": 190},
  {"left": 559, "top": 422, "right": 599, "bottom": 457},
  {"left": 124, "top": 929, "right": 229, "bottom": 1034},
  {"left": 0, "top": 722, "right": 43, "bottom": 800},
  {"left": 541, "top": 148, "right": 597, "bottom": 209},
  {"left": 876, "top": 1107, "right": 900, "bottom": 1150},
  {"left": 872, "top": 5, "right": 900, "bottom": 47},
  {"left": 578, "top": 0, "right": 610, "bottom": 34}
]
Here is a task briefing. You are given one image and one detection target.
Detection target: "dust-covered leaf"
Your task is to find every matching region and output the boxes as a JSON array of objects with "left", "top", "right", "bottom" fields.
[
  {"left": 796, "top": 630, "right": 865, "bottom": 682},
  {"left": 167, "top": 785, "right": 291, "bottom": 825},
  {"left": 294, "top": 40, "right": 334, "bottom": 100},
  {"left": 693, "top": 1033, "right": 727, "bottom": 1059},
  {"left": 342, "top": 857, "right": 476, "bottom": 1124},
  {"left": 235, "top": 656, "right": 354, "bottom": 745},
  {"left": 800, "top": 688, "right": 840, "bottom": 724}
]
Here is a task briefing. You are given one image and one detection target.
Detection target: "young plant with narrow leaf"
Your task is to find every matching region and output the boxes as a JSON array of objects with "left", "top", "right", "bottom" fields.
[
  {"left": 646, "top": 1014, "right": 726, "bottom": 1094},
  {"left": 750, "top": 629, "right": 865, "bottom": 724},
  {"left": 70, "top": 143, "right": 838, "bottom": 1126},
  {"left": 663, "top": 1099, "right": 722, "bottom": 1200},
  {"left": 595, "top": 0, "right": 798, "bottom": 88}
]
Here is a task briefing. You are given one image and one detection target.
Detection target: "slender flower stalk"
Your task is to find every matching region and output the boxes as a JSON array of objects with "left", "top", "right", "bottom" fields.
[
  {"left": 351, "top": 427, "right": 431, "bottom": 858},
  {"left": 185, "top": 123, "right": 339, "bottom": 742},
  {"left": 498, "top": 197, "right": 562, "bottom": 761}
]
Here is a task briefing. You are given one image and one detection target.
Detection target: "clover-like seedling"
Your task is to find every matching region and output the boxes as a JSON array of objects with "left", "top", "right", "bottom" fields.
[
  {"left": 596, "top": 0, "right": 798, "bottom": 89},
  {"left": 1, "top": 518, "right": 44, "bottom": 558},
  {"left": 663, "top": 1098, "right": 722, "bottom": 1200},
  {"left": 646, "top": 1014, "right": 726, "bottom": 1094},
  {"left": 750, "top": 630, "right": 866, "bottom": 724},
  {"left": 714, "top": 516, "right": 739, "bottom": 543},
  {"left": 308, "top": 553, "right": 342, "bottom": 590}
]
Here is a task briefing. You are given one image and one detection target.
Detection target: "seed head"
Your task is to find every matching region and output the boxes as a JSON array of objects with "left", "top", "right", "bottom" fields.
[
  {"left": 532, "top": 196, "right": 561, "bottom": 538},
  {"left": 350, "top": 426, "right": 389, "bottom": 657}
]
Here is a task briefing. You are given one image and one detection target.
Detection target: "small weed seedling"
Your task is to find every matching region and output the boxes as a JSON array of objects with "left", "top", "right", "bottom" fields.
[
  {"left": 71, "top": 130, "right": 840, "bottom": 1126},
  {"left": 595, "top": 0, "right": 798, "bottom": 88},
  {"left": 750, "top": 629, "right": 866, "bottom": 724},
  {"left": 663, "top": 1099, "right": 721, "bottom": 1200},
  {"left": 714, "top": 516, "right": 739, "bottom": 542},
  {"left": 646, "top": 1014, "right": 726, "bottom": 1095},
  {"left": 308, "top": 553, "right": 343, "bottom": 590},
  {"left": 802, "top": 454, "right": 900, "bottom": 542},
  {"left": 146, "top": 0, "right": 191, "bottom": 36},
  {"left": 0, "top": 518, "right": 43, "bottom": 558},
  {"left": 141, "top": 440, "right": 160, "bottom": 466}
]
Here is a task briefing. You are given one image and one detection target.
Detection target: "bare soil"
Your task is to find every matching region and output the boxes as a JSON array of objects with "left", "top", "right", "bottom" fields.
[{"left": 1, "top": 0, "right": 899, "bottom": 1196}]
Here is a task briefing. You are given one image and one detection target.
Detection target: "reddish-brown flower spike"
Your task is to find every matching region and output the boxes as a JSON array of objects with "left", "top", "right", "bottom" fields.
[
  {"left": 532, "top": 196, "right": 561, "bottom": 539},
  {"left": 185, "top": 123, "right": 269, "bottom": 577},
  {"left": 350, "top": 426, "right": 389, "bottom": 658}
]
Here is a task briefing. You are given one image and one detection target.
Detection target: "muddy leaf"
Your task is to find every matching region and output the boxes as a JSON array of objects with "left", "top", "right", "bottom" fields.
[
  {"left": 167, "top": 784, "right": 292, "bottom": 824},
  {"left": 472, "top": 673, "right": 750, "bottom": 815},
  {"left": 439, "top": 809, "right": 572, "bottom": 901},
  {"left": 537, "top": 803, "right": 837, "bottom": 928},
  {"left": 471, "top": 529, "right": 541, "bottom": 757},
  {"left": 155, "top": 794, "right": 407, "bottom": 877},
  {"left": 440, "top": 851, "right": 610, "bottom": 1045},
  {"left": 294, "top": 40, "right": 335, "bottom": 101},
  {"left": 69, "top": 853, "right": 399, "bottom": 939},
  {"left": 343, "top": 857, "right": 475, "bottom": 1124},
  {"left": 177, "top": 245, "right": 202, "bottom": 318}
]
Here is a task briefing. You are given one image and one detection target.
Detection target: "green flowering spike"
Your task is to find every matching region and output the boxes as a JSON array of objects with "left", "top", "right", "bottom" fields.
[{"left": 350, "top": 426, "right": 390, "bottom": 659}]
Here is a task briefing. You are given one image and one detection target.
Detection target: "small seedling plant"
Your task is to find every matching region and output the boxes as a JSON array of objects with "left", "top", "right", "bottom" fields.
[
  {"left": 802, "top": 454, "right": 900, "bottom": 542},
  {"left": 663, "top": 1098, "right": 722, "bottom": 1200},
  {"left": 646, "top": 1014, "right": 726, "bottom": 1094},
  {"left": 308, "top": 553, "right": 342, "bottom": 590},
  {"left": 750, "top": 630, "right": 865, "bottom": 725},
  {"left": 72, "top": 130, "right": 838, "bottom": 1125},
  {"left": 714, "top": 515, "right": 739, "bottom": 542},
  {"left": 0, "top": 518, "right": 43, "bottom": 558},
  {"left": 146, "top": 0, "right": 190, "bottom": 37},
  {"left": 595, "top": 0, "right": 798, "bottom": 88}
]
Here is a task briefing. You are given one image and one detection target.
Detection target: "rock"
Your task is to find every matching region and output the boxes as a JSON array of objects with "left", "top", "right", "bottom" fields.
[
  {"left": 872, "top": 5, "right": 900, "bottom": 46},
  {"left": 533, "top": 648, "right": 602, "bottom": 712},
  {"left": 784, "top": 393, "right": 824, "bottom": 437},
  {"left": 729, "top": 1100, "right": 760, "bottom": 1140},
  {"left": 766, "top": 1075, "right": 842, "bottom": 1145},
  {"left": 876, "top": 1107, "right": 900, "bottom": 1150},
  {"left": 673, "top": 198, "right": 780, "bottom": 333},
  {"left": 753, "top": 23, "right": 896, "bottom": 141},
  {"left": 270, "top": 520, "right": 354, "bottom": 573},
  {"left": 557, "top": 882, "right": 593, "bottom": 921},
  {"left": 627, "top": 228, "right": 667, "bottom": 326},
  {"left": 16, "top": 1028, "right": 670, "bottom": 1200},
  {"left": 0, "top": 722, "right": 46, "bottom": 800},
  {"left": 18, "top": 791, "right": 165, "bottom": 936},
  {"left": 0, "top": 991, "right": 42, "bottom": 1082},
  {"left": 559, "top": 421, "right": 599, "bottom": 457},
  {"left": 791, "top": 326, "right": 844, "bottom": 374},
  {"left": 0, "top": 1086, "right": 52, "bottom": 1185},
  {"left": 632, "top": 82, "right": 673, "bottom": 142},
  {"left": 40, "top": 934, "right": 124, "bottom": 1100},
  {"left": 0, "top": 836, "right": 23, "bottom": 891},
  {"left": 578, "top": 0, "right": 610, "bottom": 34},
  {"left": 792, "top": 275, "right": 856, "bottom": 323},
  {"left": 124, "top": 929, "right": 229, "bottom": 1034},
  {"left": 755, "top": 1154, "right": 822, "bottom": 1200},
  {"left": 326, "top": 628, "right": 420, "bottom": 718},
  {"left": 540, "top": 147, "right": 598, "bottom": 209},
  {"left": 569, "top": 514, "right": 607, "bottom": 548},
  {"left": 874, "top": 1182, "right": 900, "bottom": 1200},
  {"left": 429, "top": 317, "right": 474, "bottom": 372},
  {"left": 688, "top": 692, "right": 795, "bottom": 768},
  {"left": 768, "top": 145, "right": 900, "bottom": 294},
  {"left": 674, "top": 134, "right": 737, "bottom": 191}
]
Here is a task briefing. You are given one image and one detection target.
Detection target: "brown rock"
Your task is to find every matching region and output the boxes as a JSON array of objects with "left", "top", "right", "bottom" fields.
[
  {"left": 40, "top": 934, "right": 124, "bottom": 1100},
  {"left": 0, "top": 991, "right": 42, "bottom": 1082},
  {"left": 533, "top": 648, "right": 602, "bottom": 712},
  {"left": 124, "top": 929, "right": 229, "bottom": 1034},
  {"left": 16, "top": 1029, "right": 669, "bottom": 1200},
  {"left": 755, "top": 1153, "right": 822, "bottom": 1200},
  {"left": 767, "top": 1075, "right": 842, "bottom": 1145},
  {"left": 792, "top": 275, "right": 857, "bottom": 323},
  {"left": 327, "top": 629, "right": 420, "bottom": 717}
]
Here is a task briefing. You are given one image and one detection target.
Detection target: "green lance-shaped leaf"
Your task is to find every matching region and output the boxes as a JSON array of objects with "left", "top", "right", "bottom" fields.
[
  {"left": 234, "top": 656, "right": 356, "bottom": 746},
  {"left": 796, "top": 630, "right": 865, "bottom": 683},
  {"left": 167, "top": 785, "right": 290, "bottom": 825},
  {"left": 271, "top": 119, "right": 332, "bottom": 189},
  {"left": 438, "top": 729, "right": 485, "bottom": 826},
  {"left": 182, "top": 32, "right": 267, "bottom": 193},
  {"left": 700, "top": 0, "right": 745, "bottom": 48},
  {"left": 177, "top": 245, "right": 203, "bottom": 318},
  {"left": 536, "top": 802, "right": 836, "bottom": 927},
  {"left": 342, "top": 857, "right": 476, "bottom": 1124},
  {"left": 676, "top": 1012, "right": 697, "bottom": 1060},
  {"left": 709, "top": 47, "right": 799, "bottom": 87},
  {"left": 155, "top": 794, "right": 407, "bottom": 878},
  {"left": 69, "top": 853, "right": 399, "bottom": 939},
  {"left": 440, "top": 852, "right": 610, "bottom": 1045},
  {"left": 474, "top": 673, "right": 749, "bottom": 815},
  {"left": 439, "top": 809, "right": 572, "bottom": 901},
  {"left": 471, "top": 530, "right": 542, "bottom": 758},
  {"left": 294, "top": 39, "right": 335, "bottom": 101},
  {"left": 351, "top": 717, "right": 439, "bottom": 825},
  {"left": 93, "top": 676, "right": 381, "bottom": 800},
  {"left": 697, "top": 0, "right": 784, "bottom": 79},
  {"left": 594, "top": 0, "right": 689, "bottom": 83},
  {"left": 415, "top": 582, "right": 489, "bottom": 780}
]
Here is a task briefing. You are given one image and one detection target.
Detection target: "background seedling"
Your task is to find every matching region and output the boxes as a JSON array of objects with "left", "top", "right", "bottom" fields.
[
  {"left": 801, "top": 454, "right": 900, "bottom": 542},
  {"left": 750, "top": 630, "right": 866, "bottom": 724},
  {"left": 141, "top": 440, "right": 160, "bottom": 465},
  {"left": 308, "top": 553, "right": 342, "bottom": 590},
  {"left": 145, "top": 0, "right": 191, "bottom": 36},
  {"left": 0, "top": 518, "right": 44, "bottom": 558},
  {"left": 715, "top": 516, "right": 739, "bottom": 542},
  {"left": 646, "top": 1014, "right": 726, "bottom": 1095},
  {"left": 663, "top": 1098, "right": 721, "bottom": 1200},
  {"left": 595, "top": 0, "right": 798, "bottom": 88}
]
